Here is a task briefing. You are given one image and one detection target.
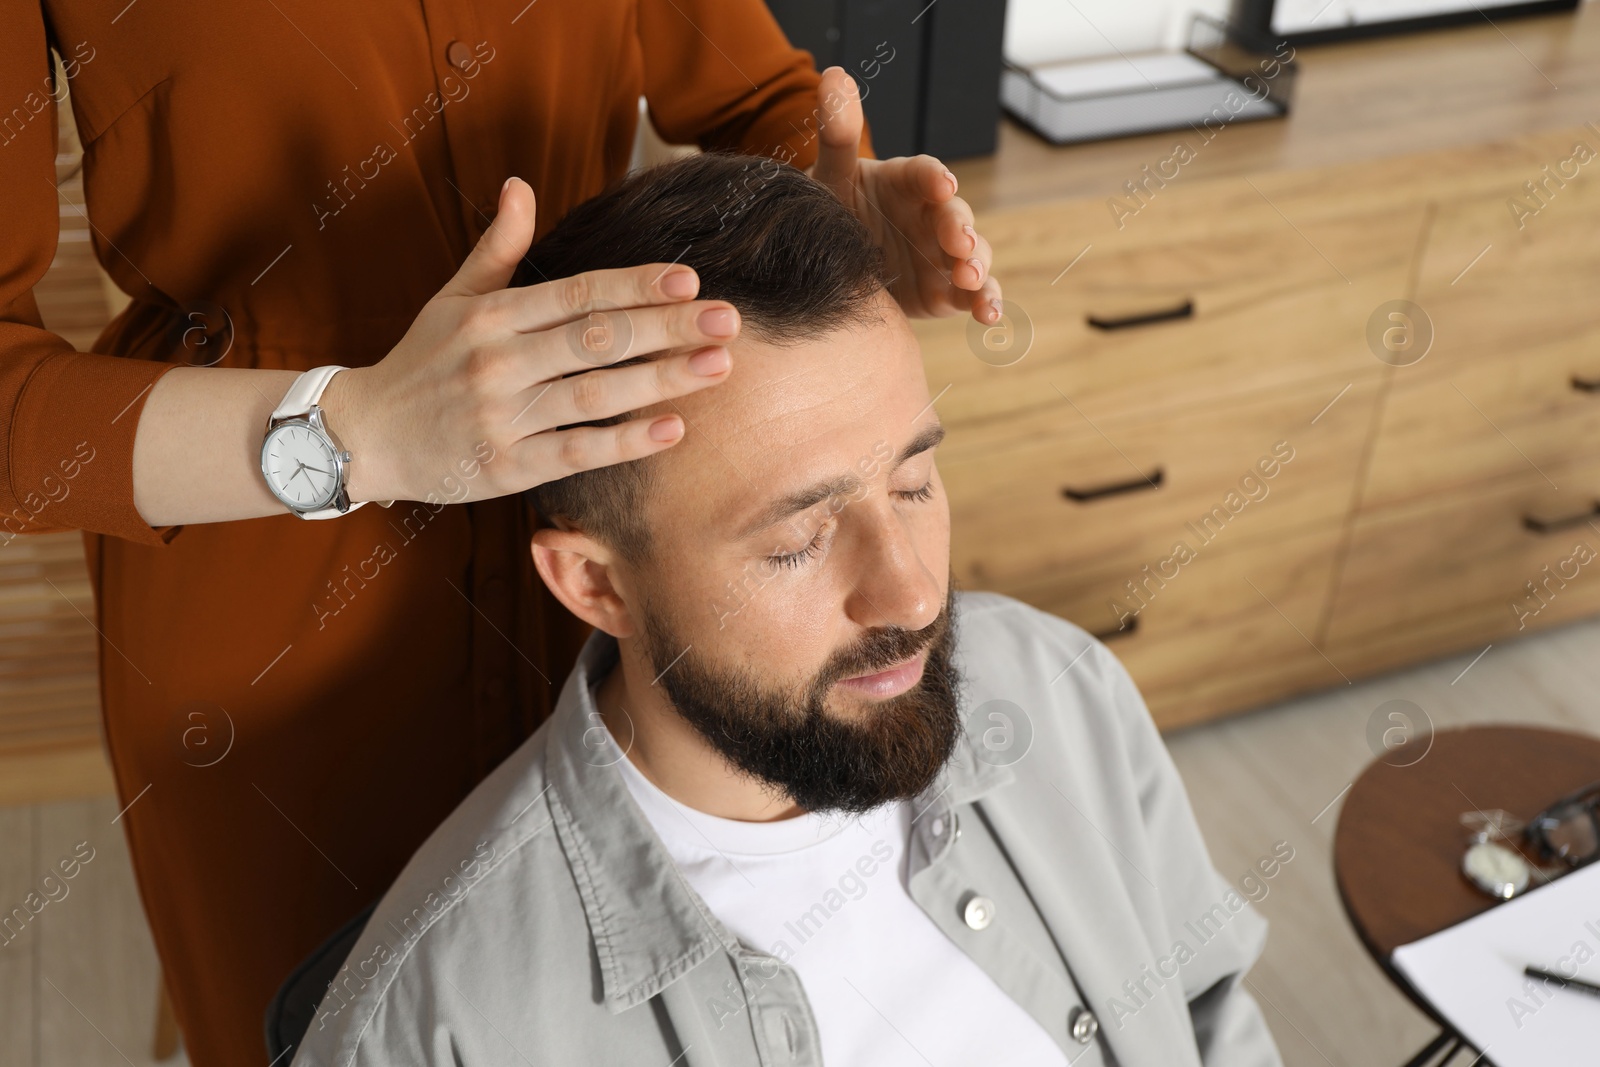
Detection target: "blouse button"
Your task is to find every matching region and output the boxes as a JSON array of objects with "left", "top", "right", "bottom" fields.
[
  {"left": 446, "top": 40, "right": 473, "bottom": 71},
  {"left": 1069, "top": 1006, "right": 1099, "bottom": 1044}
]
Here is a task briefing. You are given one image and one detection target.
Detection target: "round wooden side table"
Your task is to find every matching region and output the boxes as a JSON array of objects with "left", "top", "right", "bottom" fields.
[{"left": 1333, "top": 723, "right": 1600, "bottom": 1067}]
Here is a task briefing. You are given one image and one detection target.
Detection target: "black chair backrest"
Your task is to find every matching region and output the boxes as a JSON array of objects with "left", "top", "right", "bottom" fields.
[{"left": 264, "top": 900, "right": 377, "bottom": 1064}]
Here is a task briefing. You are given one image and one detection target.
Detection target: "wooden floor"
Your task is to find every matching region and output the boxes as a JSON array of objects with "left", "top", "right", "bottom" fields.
[
  {"left": 0, "top": 613, "right": 1593, "bottom": 1065},
  {"left": 0, "top": 794, "right": 189, "bottom": 1067},
  {"left": 1167, "top": 612, "right": 1600, "bottom": 1066}
]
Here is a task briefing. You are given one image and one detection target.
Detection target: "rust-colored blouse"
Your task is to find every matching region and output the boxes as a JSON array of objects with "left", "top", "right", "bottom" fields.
[{"left": 1, "top": 3, "right": 869, "bottom": 1064}]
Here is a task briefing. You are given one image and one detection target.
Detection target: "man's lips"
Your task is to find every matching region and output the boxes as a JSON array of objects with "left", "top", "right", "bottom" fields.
[{"left": 836, "top": 648, "right": 928, "bottom": 698}]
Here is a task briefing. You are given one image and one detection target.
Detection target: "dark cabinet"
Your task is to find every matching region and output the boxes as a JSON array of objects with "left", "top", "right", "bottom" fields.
[{"left": 763, "top": 0, "right": 1007, "bottom": 160}]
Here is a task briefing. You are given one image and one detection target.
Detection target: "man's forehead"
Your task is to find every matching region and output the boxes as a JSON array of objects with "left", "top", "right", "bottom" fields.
[
  {"left": 658, "top": 305, "right": 930, "bottom": 526},
  {"left": 683, "top": 296, "right": 916, "bottom": 437},
  {"left": 709, "top": 360, "right": 884, "bottom": 445}
]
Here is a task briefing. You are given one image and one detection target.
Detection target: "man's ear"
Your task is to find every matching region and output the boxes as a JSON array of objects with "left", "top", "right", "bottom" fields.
[{"left": 530, "top": 521, "right": 638, "bottom": 639}]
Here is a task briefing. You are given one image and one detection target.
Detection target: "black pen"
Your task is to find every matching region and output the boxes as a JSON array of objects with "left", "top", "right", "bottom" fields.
[{"left": 1524, "top": 965, "right": 1600, "bottom": 999}]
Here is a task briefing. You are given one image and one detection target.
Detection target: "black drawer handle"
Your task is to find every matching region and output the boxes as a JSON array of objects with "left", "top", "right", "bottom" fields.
[
  {"left": 1572, "top": 375, "right": 1600, "bottom": 393},
  {"left": 1091, "top": 616, "right": 1140, "bottom": 642},
  {"left": 1523, "top": 503, "right": 1600, "bottom": 534},
  {"left": 1086, "top": 300, "right": 1194, "bottom": 331},
  {"left": 1061, "top": 467, "right": 1165, "bottom": 503}
]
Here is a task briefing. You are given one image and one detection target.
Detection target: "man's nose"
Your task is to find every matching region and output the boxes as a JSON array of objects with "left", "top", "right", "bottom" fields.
[{"left": 843, "top": 512, "right": 943, "bottom": 634}]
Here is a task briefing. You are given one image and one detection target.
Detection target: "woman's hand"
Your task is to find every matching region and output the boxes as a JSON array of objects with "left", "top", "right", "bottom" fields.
[
  {"left": 807, "top": 66, "right": 1002, "bottom": 326},
  {"left": 322, "top": 178, "right": 739, "bottom": 504}
]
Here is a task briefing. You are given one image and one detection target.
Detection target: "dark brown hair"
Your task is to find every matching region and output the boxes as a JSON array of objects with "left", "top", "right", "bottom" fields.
[{"left": 515, "top": 151, "right": 891, "bottom": 566}]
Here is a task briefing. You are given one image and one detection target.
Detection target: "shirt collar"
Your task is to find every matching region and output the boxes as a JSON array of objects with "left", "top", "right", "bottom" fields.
[{"left": 543, "top": 617, "right": 1014, "bottom": 1014}]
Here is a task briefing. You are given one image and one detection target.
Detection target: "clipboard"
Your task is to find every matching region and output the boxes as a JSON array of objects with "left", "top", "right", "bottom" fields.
[{"left": 1391, "top": 861, "right": 1600, "bottom": 1066}]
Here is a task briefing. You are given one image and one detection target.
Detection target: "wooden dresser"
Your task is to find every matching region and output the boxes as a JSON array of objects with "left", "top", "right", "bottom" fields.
[{"left": 922, "top": 7, "right": 1600, "bottom": 729}]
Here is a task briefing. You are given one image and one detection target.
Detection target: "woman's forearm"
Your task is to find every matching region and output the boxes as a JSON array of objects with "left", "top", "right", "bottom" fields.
[{"left": 131, "top": 366, "right": 304, "bottom": 526}]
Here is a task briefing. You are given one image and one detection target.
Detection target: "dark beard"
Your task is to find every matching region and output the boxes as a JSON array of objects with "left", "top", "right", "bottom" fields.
[{"left": 636, "top": 577, "right": 963, "bottom": 816}]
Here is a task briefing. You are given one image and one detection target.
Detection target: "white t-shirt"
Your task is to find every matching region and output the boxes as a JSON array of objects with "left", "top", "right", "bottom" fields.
[{"left": 600, "top": 723, "right": 1070, "bottom": 1067}]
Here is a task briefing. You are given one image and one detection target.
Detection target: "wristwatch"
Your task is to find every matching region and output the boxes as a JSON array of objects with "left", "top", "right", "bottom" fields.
[
  {"left": 1462, "top": 840, "right": 1532, "bottom": 900},
  {"left": 260, "top": 365, "right": 365, "bottom": 519}
]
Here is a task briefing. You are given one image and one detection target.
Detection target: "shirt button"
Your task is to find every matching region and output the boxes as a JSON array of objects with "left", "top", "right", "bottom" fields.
[
  {"left": 960, "top": 892, "right": 995, "bottom": 930},
  {"left": 930, "top": 811, "right": 961, "bottom": 843},
  {"left": 446, "top": 40, "right": 473, "bottom": 70},
  {"left": 1069, "top": 1006, "right": 1099, "bottom": 1044}
]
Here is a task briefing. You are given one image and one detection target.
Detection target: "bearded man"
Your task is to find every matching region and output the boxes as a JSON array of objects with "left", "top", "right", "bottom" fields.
[{"left": 292, "top": 151, "right": 1284, "bottom": 1067}]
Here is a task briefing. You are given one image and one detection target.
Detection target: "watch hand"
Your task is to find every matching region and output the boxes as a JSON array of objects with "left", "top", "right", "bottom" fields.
[{"left": 302, "top": 464, "right": 333, "bottom": 478}]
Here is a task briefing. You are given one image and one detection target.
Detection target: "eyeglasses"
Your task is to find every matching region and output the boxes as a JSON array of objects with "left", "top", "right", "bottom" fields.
[{"left": 1525, "top": 780, "right": 1600, "bottom": 870}]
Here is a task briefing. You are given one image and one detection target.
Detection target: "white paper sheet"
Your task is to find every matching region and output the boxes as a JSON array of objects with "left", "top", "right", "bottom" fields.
[
  {"left": 1030, "top": 52, "right": 1224, "bottom": 100},
  {"left": 1391, "top": 862, "right": 1600, "bottom": 1066}
]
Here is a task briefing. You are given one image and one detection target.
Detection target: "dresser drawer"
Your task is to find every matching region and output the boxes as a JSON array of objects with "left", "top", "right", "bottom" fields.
[
  {"left": 1361, "top": 332, "right": 1600, "bottom": 510},
  {"left": 1010, "top": 523, "right": 1344, "bottom": 730},
  {"left": 912, "top": 174, "right": 1418, "bottom": 426},
  {"left": 1325, "top": 458, "right": 1600, "bottom": 676},
  {"left": 941, "top": 377, "right": 1377, "bottom": 596},
  {"left": 1406, "top": 129, "right": 1600, "bottom": 382}
]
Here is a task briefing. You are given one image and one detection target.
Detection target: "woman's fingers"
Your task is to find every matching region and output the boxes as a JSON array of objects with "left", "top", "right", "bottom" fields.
[
  {"left": 483, "top": 261, "right": 702, "bottom": 335},
  {"left": 966, "top": 274, "right": 1004, "bottom": 324},
  {"left": 507, "top": 344, "right": 732, "bottom": 435},
  {"left": 502, "top": 406, "right": 692, "bottom": 482},
  {"left": 903, "top": 158, "right": 995, "bottom": 299},
  {"left": 901, "top": 153, "right": 956, "bottom": 203},
  {"left": 443, "top": 177, "right": 539, "bottom": 298},
  {"left": 952, "top": 228, "right": 993, "bottom": 290},
  {"left": 368, "top": 188, "right": 755, "bottom": 502},
  {"left": 505, "top": 297, "right": 742, "bottom": 381},
  {"left": 810, "top": 66, "right": 865, "bottom": 192},
  {"left": 928, "top": 195, "right": 991, "bottom": 290}
]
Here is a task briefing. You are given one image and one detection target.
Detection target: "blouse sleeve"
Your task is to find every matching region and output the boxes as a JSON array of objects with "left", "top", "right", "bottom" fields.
[
  {"left": 1, "top": 10, "right": 181, "bottom": 547},
  {"left": 636, "top": 0, "right": 876, "bottom": 169}
]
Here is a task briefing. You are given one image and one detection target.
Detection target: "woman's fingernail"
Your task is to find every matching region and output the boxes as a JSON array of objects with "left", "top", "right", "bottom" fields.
[
  {"left": 967, "top": 257, "right": 984, "bottom": 281},
  {"left": 688, "top": 347, "right": 730, "bottom": 376},
  {"left": 698, "top": 307, "right": 738, "bottom": 337},
  {"left": 963, "top": 224, "right": 977, "bottom": 251},
  {"left": 661, "top": 269, "right": 698, "bottom": 299},
  {"left": 945, "top": 169, "right": 958, "bottom": 195},
  {"left": 989, "top": 298, "right": 1003, "bottom": 321},
  {"left": 649, "top": 416, "right": 683, "bottom": 442}
]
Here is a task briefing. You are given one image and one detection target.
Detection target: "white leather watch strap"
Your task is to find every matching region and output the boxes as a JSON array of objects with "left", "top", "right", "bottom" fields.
[
  {"left": 272, "top": 364, "right": 347, "bottom": 419},
  {"left": 270, "top": 365, "right": 364, "bottom": 520}
]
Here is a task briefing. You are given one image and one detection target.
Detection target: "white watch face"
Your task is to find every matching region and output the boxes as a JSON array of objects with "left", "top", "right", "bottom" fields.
[
  {"left": 263, "top": 423, "right": 340, "bottom": 511},
  {"left": 1462, "top": 841, "right": 1531, "bottom": 899}
]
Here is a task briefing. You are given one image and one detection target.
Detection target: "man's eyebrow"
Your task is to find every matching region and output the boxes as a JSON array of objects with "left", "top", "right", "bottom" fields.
[{"left": 732, "top": 421, "right": 947, "bottom": 541}]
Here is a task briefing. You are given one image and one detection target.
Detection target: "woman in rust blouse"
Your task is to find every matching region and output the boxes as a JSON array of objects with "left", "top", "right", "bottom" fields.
[{"left": 2, "top": 2, "right": 1000, "bottom": 1063}]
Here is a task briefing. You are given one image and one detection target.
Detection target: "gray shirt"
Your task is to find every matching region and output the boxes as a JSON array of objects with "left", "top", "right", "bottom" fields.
[{"left": 293, "top": 590, "right": 1284, "bottom": 1067}]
